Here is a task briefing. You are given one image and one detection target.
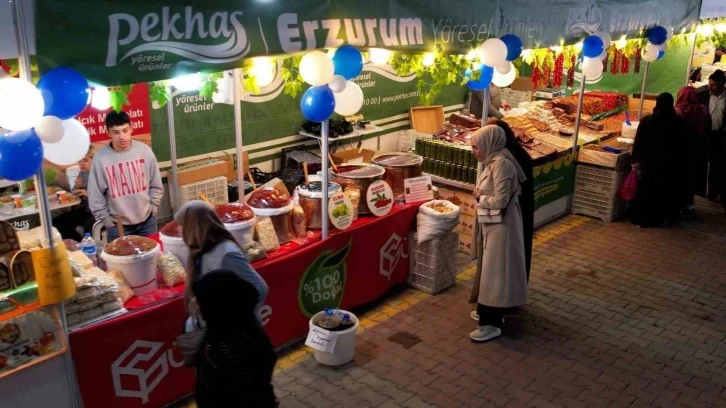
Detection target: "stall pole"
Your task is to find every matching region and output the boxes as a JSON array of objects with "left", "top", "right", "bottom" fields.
[
  {"left": 321, "top": 120, "right": 330, "bottom": 239},
  {"left": 166, "top": 87, "right": 181, "bottom": 211},
  {"left": 11, "top": 1, "right": 80, "bottom": 406},
  {"left": 571, "top": 75, "right": 587, "bottom": 153},
  {"left": 471, "top": 86, "right": 490, "bottom": 261},
  {"left": 567, "top": 74, "right": 588, "bottom": 213},
  {"left": 637, "top": 62, "right": 650, "bottom": 120},
  {"left": 686, "top": 33, "right": 697, "bottom": 85},
  {"left": 232, "top": 69, "right": 246, "bottom": 204}
]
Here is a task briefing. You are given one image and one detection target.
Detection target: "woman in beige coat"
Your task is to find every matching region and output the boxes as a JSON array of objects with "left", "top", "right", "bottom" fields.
[{"left": 468, "top": 125, "right": 528, "bottom": 342}]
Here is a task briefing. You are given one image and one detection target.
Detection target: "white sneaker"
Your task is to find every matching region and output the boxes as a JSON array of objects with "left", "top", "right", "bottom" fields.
[
  {"left": 469, "top": 325, "right": 502, "bottom": 342},
  {"left": 469, "top": 311, "right": 505, "bottom": 324}
]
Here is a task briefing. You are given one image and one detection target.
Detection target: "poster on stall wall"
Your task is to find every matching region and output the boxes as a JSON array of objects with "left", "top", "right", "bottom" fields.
[
  {"left": 0, "top": 306, "right": 66, "bottom": 380},
  {"left": 75, "top": 83, "right": 151, "bottom": 143}
]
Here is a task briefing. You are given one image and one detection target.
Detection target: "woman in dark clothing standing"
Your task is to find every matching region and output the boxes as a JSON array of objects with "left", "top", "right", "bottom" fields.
[
  {"left": 675, "top": 86, "right": 711, "bottom": 211},
  {"left": 630, "top": 93, "right": 685, "bottom": 227},
  {"left": 193, "top": 269, "right": 278, "bottom": 408},
  {"left": 488, "top": 119, "right": 534, "bottom": 279}
]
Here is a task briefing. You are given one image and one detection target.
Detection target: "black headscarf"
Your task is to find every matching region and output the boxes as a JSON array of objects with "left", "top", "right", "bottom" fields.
[{"left": 653, "top": 92, "right": 677, "bottom": 119}]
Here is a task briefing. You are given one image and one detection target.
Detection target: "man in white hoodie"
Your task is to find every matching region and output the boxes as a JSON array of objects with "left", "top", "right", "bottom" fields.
[{"left": 88, "top": 111, "right": 163, "bottom": 242}]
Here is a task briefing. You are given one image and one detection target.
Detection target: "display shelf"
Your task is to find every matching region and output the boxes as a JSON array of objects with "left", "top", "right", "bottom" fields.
[{"left": 426, "top": 173, "right": 475, "bottom": 190}]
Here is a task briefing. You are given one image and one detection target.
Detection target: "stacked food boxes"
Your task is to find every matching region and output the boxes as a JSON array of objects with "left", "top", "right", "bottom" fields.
[{"left": 437, "top": 187, "right": 477, "bottom": 255}]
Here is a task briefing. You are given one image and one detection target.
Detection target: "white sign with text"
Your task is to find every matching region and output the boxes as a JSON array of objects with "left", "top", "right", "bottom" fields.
[{"left": 404, "top": 176, "right": 434, "bottom": 204}]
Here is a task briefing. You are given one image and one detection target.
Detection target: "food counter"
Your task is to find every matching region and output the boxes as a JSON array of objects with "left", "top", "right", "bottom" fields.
[{"left": 67, "top": 202, "right": 419, "bottom": 408}]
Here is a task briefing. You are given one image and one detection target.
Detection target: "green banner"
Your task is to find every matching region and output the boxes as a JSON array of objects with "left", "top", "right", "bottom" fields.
[
  {"left": 533, "top": 152, "right": 576, "bottom": 211},
  {"left": 35, "top": 0, "right": 701, "bottom": 86},
  {"left": 150, "top": 63, "right": 467, "bottom": 163}
]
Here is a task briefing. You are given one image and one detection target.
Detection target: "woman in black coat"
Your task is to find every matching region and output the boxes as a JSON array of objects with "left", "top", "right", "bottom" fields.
[{"left": 487, "top": 119, "right": 534, "bottom": 280}]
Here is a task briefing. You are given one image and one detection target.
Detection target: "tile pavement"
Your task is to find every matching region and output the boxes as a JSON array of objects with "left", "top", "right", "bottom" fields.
[{"left": 180, "top": 198, "right": 726, "bottom": 407}]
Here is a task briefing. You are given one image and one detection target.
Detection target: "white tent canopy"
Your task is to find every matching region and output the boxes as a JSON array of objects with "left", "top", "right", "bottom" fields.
[{"left": 700, "top": 0, "right": 726, "bottom": 19}]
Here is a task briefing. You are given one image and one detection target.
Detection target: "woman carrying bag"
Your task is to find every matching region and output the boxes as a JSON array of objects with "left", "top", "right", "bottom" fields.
[{"left": 468, "top": 125, "right": 528, "bottom": 342}]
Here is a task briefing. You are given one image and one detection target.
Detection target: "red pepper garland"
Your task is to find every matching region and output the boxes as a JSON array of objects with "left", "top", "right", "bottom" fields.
[
  {"left": 610, "top": 49, "right": 620, "bottom": 76},
  {"left": 553, "top": 53, "right": 564, "bottom": 88},
  {"left": 567, "top": 54, "right": 575, "bottom": 88},
  {"left": 541, "top": 59, "right": 551, "bottom": 88},
  {"left": 532, "top": 63, "right": 541, "bottom": 90},
  {"left": 602, "top": 50, "right": 609, "bottom": 73},
  {"left": 621, "top": 53, "right": 630, "bottom": 75},
  {"left": 634, "top": 48, "right": 642, "bottom": 74}
]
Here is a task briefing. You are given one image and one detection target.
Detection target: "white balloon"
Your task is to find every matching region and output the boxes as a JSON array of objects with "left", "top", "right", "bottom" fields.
[
  {"left": 35, "top": 116, "right": 64, "bottom": 143},
  {"left": 593, "top": 32, "right": 612, "bottom": 48},
  {"left": 581, "top": 57, "right": 604, "bottom": 79},
  {"left": 329, "top": 75, "right": 347, "bottom": 93},
  {"left": 492, "top": 63, "right": 516, "bottom": 88},
  {"left": 43, "top": 119, "right": 90, "bottom": 165},
  {"left": 333, "top": 81, "right": 364, "bottom": 116},
  {"left": 0, "top": 78, "right": 44, "bottom": 131},
  {"left": 642, "top": 43, "right": 660, "bottom": 62},
  {"left": 480, "top": 38, "right": 508, "bottom": 68},
  {"left": 597, "top": 49, "right": 608, "bottom": 61},
  {"left": 299, "top": 51, "right": 335, "bottom": 86},
  {"left": 496, "top": 62, "right": 512, "bottom": 75}
]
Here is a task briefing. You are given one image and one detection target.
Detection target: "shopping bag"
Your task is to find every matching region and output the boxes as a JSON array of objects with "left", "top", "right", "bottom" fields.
[{"left": 619, "top": 169, "right": 638, "bottom": 201}]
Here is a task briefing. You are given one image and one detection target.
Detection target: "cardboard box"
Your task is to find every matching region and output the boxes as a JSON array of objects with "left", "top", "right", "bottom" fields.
[
  {"left": 455, "top": 192, "right": 477, "bottom": 216},
  {"left": 458, "top": 232, "right": 473, "bottom": 255},
  {"left": 435, "top": 187, "right": 457, "bottom": 202},
  {"left": 178, "top": 160, "right": 228, "bottom": 186},
  {"left": 332, "top": 148, "right": 376, "bottom": 164},
  {"left": 218, "top": 151, "right": 250, "bottom": 181},
  {"left": 457, "top": 214, "right": 475, "bottom": 236}
]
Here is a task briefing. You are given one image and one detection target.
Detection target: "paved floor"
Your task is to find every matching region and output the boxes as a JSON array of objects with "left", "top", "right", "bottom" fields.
[{"left": 181, "top": 198, "right": 726, "bottom": 407}]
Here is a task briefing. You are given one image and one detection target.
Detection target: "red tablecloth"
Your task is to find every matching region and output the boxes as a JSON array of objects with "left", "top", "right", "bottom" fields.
[{"left": 69, "top": 203, "right": 419, "bottom": 408}]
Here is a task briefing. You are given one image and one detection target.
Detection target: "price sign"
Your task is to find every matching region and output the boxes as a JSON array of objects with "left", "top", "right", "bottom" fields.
[
  {"left": 305, "top": 325, "right": 338, "bottom": 353},
  {"left": 328, "top": 192, "right": 354, "bottom": 230},
  {"left": 366, "top": 180, "right": 393, "bottom": 216},
  {"left": 404, "top": 176, "right": 434, "bottom": 203}
]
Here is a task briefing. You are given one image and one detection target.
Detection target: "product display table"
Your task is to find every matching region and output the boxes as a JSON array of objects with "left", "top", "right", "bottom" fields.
[{"left": 68, "top": 203, "right": 419, "bottom": 408}]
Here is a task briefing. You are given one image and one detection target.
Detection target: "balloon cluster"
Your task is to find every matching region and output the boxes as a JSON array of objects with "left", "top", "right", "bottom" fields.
[
  {"left": 642, "top": 25, "right": 669, "bottom": 63},
  {"left": 0, "top": 68, "right": 91, "bottom": 181},
  {"left": 299, "top": 45, "right": 365, "bottom": 122},
  {"left": 466, "top": 34, "right": 521, "bottom": 91},
  {"left": 579, "top": 32, "right": 612, "bottom": 79}
]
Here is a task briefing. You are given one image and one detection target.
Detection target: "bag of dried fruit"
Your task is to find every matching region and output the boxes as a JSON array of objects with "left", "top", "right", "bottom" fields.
[{"left": 417, "top": 200, "right": 460, "bottom": 243}]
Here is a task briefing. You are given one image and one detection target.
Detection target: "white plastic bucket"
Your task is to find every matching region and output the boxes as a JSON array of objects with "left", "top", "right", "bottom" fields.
[
  {"left": 160, "top": 233, "right": 189, "bottom": 269},
  {"left": 101, "top": 244, "right": 160, "bottom": 296},
  {"left": 309, "top": 310, "right": 359, "bottom": 366},
  {"left": 224, "top": 216, "right": 256, "bottom": 247}
]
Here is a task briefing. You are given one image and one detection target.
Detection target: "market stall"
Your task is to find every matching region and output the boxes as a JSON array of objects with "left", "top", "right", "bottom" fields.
[{"left": 0, "top": 1, "right": 704, "bottom": 408}]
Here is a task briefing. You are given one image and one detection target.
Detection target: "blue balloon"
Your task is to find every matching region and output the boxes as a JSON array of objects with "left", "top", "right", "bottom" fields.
[
  {"left": 648, "top": 26, "right": 668, "bottom": 46},
  {"left": 501, "top": 34, "right": 523, "bottom": 61},
  {"left": 582, "top": 35, "right": 604, "bottom": 58},
  {"left": 332, "top": 45, "right": 364, "bottom": 80},
  {"left": 466, "top": 64, "right": 494, "bottom": 91},
  {"left": 37, "top": 67, "right": 90, "bottom": 120},
  {"left": 0, "top": 129, "right": 44, "bottom": 181},
  {"left": 657, "top": 50, "right": 665, "bottom": 60},
  {"left": 300, "top": 85, "right": 335, "bottom": 122}
]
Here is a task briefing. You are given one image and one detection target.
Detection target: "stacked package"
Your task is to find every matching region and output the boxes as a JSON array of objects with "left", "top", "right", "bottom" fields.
[{"left": 65, "top": 253, "right": 126, "bottom": 327}]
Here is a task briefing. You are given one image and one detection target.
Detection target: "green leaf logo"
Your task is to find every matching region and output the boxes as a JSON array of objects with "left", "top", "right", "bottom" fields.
[{"left": 298, "top": 239, "right": 352, "bottom": 318}]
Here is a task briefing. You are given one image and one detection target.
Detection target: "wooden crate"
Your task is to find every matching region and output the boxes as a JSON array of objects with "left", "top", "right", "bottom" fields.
[
  {"left": 577, "top": 148, "right": 631, "bottom": 170},
  {"left": 410, "top": 106, "right": 444, "bottom": 134}
]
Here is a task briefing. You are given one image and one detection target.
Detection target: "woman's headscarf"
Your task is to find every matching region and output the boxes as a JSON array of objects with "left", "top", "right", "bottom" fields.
[
  {"left": 653, "top": 92, "right": 677, "bottom": 118},
  {"left": 675, "top": 86, "right": 708, "bottom": 133},
  {"left": 470, "top": 125, "right": 527, "bottom": 183}
]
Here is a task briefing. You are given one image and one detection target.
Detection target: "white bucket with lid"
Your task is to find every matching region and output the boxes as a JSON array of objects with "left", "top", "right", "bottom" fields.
[
  {"left": 308, "top": 309, "right": 359, "bottom": 366},
  {"left": 159, "top": 233, "right": 189, "bottom": 269},
  {"left": 224, "top": 216, "right": 256, "bottom": 247},
  {"left": 101, "top": 244, "right": 160, "bottom": 296}
]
